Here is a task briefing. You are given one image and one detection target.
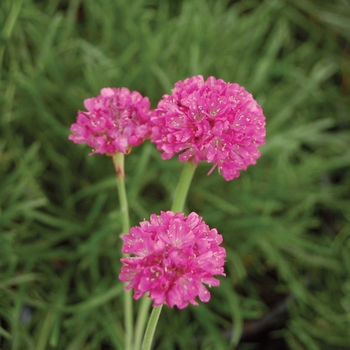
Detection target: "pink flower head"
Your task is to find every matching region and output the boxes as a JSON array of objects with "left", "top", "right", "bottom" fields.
[
  {"left": 119, "top": 211, "right": 226, "bottom": 309},
  {"left": 69, "top": 87, "right": 153, "bottom": 155},
  {"left": 150, "top": 75, "right": 266, "bottom": 180}
]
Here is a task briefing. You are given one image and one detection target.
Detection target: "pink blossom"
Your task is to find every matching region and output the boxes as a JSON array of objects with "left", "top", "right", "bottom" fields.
[
  {"left": 150, "top": 75, "right": 266, "bottom": 180},
  {"left": 119, "top": 211, "right": 226, "bottom": 309},
  {"left": 69, "top": 87, "right": 153, "bottom": 155}
]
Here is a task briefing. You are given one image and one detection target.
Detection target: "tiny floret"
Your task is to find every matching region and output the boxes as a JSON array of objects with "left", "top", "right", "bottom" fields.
[
  {"left": 69, "top": 87, "right": 153, "bottom": 155},
  {"left": 150, "top": 75, "right": 266, "bottom": 180},
  {"left": 119, "top": 211, "right": 226, "bottom": 309}
]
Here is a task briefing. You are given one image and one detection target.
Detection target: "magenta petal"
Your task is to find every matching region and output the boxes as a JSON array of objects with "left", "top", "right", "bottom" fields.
[
  {"left": 69, "top": 87, "right": 154, "bottom": 155},
  {"left": 118, "top": 211, "right": 226, "bottom": 309},
  {"left": 198, "top": 284, "right": 211, "bottom": 302},
  {"left": 150, "top": 75, "right": 266, "bottom": 181}
]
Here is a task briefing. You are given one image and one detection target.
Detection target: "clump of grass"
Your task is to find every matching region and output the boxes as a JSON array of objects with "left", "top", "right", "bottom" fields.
[{"left": 1, "top": 0, "right": 350, "bottom": 349}]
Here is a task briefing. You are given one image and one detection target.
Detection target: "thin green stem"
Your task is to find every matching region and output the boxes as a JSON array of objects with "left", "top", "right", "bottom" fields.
[
  {"left": 141, "top": 305, "right": 163, "bottom": 350},
  {"left": 171, "top": 161, "right": 196, "bottom": 213},
  {"left": 134, "top": 297, "right": 152, "bottom": 350},
  {"left": 112, "top": 153, "right": 132, "bottom": 350},
  {"left": 113, "top": 153, "right": 130, "bottom": 234},
  {"left": 139, "top": 161, "right": 196, "bottom": 350}
]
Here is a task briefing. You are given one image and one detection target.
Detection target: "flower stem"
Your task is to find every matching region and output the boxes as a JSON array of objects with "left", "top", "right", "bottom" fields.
[
  {"left": 113, "top": 152, "right": 130, "bottom": 234},
  {"left": 139, "top": 161, "right": 196, "bottom": 350},
  {"left": 171, "top": 160, "right": 196, "bottom": 213},
  {"left": 134, "top": 296, "right": 152, "bottom": 350},
  {"left": 141, "top": 305, "right": 163, "bottom": 350},
  {"left": 112, "top": 153, "right": 133, "bottom": 350}
]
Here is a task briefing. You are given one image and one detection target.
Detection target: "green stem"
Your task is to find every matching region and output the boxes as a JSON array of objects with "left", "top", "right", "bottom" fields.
[
  {"left": 139, "top": 161, "right": 196, "bottom": 350},
  {"left": 141, "top": 305, "right": 163, "bottom": 350},
  {"left": 134, "top": 297, "right": 152, "bottom": 350},
  {"left": 112, "top": 153, "right": 133, "bottom": 350},
  {"left": 171, "top": 160, "right": 196, "bottom": 213},
  {"left": 113, "top": 153, "right": 130, "bottom": 234}
]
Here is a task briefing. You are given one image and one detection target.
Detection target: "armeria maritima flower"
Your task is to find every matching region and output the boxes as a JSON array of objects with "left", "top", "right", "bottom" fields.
[
  {"left": 119, "top": 211, "right": 226, "bottom": 309},
  {"left": 150, "top": 75, "right": 266, "bottom": 181},
  {"left": 69, "top": 87, "right": 153, "bottom": 155}
]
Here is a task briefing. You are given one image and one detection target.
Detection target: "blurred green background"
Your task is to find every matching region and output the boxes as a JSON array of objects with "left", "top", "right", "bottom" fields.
[{"left": 1, "top": 0, "right": 350, "bottom": 349}]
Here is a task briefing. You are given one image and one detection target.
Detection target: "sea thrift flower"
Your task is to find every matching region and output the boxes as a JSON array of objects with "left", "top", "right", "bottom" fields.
[
  {"left": 150, "top": 75, "right": 266, "bottom": 180},
  {"left": 119, "top": 211, "right": 226, "bottom": 309},
  {"left": 69, "top": 87, "right": 153, "bottom": 155}
]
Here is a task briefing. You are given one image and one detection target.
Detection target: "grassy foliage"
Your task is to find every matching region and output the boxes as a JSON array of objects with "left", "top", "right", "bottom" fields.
[{"left": 1, "top": 0, "right": 350, "bottom": 349}]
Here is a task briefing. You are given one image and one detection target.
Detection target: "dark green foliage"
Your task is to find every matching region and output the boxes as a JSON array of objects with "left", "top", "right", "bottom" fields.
[{"left": 1, "top": 0, "right": 350, "bottom": 349}]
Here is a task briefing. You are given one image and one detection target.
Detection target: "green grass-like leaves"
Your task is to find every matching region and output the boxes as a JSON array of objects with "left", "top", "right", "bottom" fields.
[{"left": 1, "top": 0, "right": 350, "bottom": 349}]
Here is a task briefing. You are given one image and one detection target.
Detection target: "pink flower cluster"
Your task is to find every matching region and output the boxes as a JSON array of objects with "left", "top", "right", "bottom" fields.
[
  {"left": 119, "top": 211, "right": 226, "bottom": 309},
  {"left": 150, "top": 75, "right": 266, "bottom": 180},
  {"left": 68, "top": 87, "right": 152, "bottom": 155}
]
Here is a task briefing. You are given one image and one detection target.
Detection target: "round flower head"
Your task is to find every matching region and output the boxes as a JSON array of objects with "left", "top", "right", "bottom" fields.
[
  {"left": 119, "top": 211, "right": 226, "bottom": 309},
  {"left": 150, "top": 75, "right": 266, "bottom": 180},
  {"left": 69, "top": 87, "right": 153, "bottom": 155}
]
